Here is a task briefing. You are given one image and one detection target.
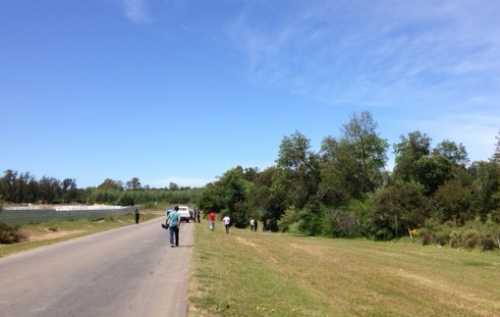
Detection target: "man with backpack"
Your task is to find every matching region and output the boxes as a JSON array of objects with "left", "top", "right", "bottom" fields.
[{"left": 167, "top": 206, "right": 181, "bottom": 247}]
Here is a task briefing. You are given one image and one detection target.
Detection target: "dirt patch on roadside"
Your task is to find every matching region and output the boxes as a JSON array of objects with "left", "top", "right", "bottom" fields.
[
  {"left": 372, "top": 250, "right": 402, "bottom": 258},
  {"left": 29, "top": 230, "right": 85, "bottom": 242},
  {"left": 396, "top": 270, "right": 438, "bottom": 287},
  {"left": 289, "top": 243, "right": 334, "bottom": 261},
  {"left": 234, "top": 236, "right": 279, "bottom": 265},
  {"left": 396, "top": 269, "right": 500, "bottom": 315},
  {"left": 235, "top": 236, "right": 258, "bottom": 249}
]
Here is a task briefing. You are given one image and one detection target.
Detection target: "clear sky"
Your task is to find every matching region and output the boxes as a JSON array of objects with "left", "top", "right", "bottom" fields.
[{"left": 1, "top": 0, "right": 500, "bottom": 188}]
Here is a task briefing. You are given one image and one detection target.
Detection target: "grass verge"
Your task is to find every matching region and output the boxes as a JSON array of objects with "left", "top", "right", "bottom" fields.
[
  {"left": 189, "top": 222, "right": 500, "bottom": 317},
  {"left": 0, "top": 210, "right": 162, "bottom": 258}
]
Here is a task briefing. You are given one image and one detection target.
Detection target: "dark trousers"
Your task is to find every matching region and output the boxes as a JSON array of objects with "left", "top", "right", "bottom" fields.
[
  {"left": 135, "top": 213, "right": 140, "bottom": 224},
  {"left": 225, "top": 224, "right": 230, "bottom": 234},
  {"left": 169, "top": 225, "right": 179, "bottom": 246}
]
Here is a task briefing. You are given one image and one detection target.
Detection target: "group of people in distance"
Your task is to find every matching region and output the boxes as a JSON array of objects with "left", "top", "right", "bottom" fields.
[
  {"left": 207, "top": 210, "right": 260, "bottom": 234},
  {"left": 249, "top": 217, "right": 258, "bottom": 232},
  {"left": 163, "top": 206, "right": 260, "bottom": 247},
  {"left": 192, "top": 209, "right": 201, "bottom": 223},
  {"left": 206, "top": 210, "right": 231, "bottom": 234}
]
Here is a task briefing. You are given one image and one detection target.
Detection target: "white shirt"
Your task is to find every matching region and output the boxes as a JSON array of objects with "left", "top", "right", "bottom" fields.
[{"left": 223, "top": 216, "right": 230, "bottom": 225}]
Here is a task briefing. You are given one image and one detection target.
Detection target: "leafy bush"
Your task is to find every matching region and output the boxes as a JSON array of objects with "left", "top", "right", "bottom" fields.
[
  {"left": 433, "top": 179, "right": 472, "bottom": 224},
  {"left": 279, "top": 205, "right": 327, "bottom": 236},
  {"left": 0, "top": 222, "right": 27, "bottom": 244},
  {"left": 418, "top": 228, "right": 433, "bottom": 246},
  {"left": 449, "top": 230, "right": 461, "bottom": 248},
  {"left": 489, "top": 209, "right": 500, "bottom": 223},
  {"left": 325, "top": 208, "right": 359, "bottom": 237},
  {"left": 278, "top": 208, "right": 300, "bottom": 233},
  {"left": 434, "top": 229, "right": 450, "bottom": 246},
  {"left": 297, "top": 206, "right": 324, "bottom": 236},
  {"left": 369, "top": 181, "right": 429, "bottom": 239},
  {"left": 419, "top": 216, "right": 500, "bottom": 251},
  {"left": 463, "top": 229, "right": 480, "bottom": 249},
  {"left": 481, "top": 235, "right": 497, "bottom": 251},
  {"left": 117, "top": 193, "right": 135, "bottom": 206}
]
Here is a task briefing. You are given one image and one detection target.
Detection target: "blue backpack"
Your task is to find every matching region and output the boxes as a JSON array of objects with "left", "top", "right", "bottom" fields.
[{"left": 169, "top": 211, "right": 180, "bottom": 227}]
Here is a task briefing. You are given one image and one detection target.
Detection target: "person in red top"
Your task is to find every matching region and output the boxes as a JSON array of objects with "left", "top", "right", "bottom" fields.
[{"left": 208, "top": 211, "right": 217, "bottom": 231}]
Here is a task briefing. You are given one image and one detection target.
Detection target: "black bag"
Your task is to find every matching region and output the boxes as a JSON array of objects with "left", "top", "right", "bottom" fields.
[{"left": 161, "top": 220, "right": 168, "bottom": 230}]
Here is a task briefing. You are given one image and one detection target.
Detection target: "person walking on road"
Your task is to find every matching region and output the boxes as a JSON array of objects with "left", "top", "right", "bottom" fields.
[
  {"left": 167, "top": 206, "right": 181, "bottom": 247},
  {"left": 223, "top": 215, "right": 231, "bottom": 234},
  {"left": 162, "top": 208, "right": 171, "bottom": 229},
  {"left": 208, "top": 211, "right": 217, "bottom": 231},
  {"left": 134, "top": 207, "right": 140, "bottom": 224}
]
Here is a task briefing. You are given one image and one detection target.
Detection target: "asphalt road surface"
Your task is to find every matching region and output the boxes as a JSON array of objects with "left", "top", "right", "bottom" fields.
[{"left": 0, "top": 218, "right": 193, "bottom": 317}]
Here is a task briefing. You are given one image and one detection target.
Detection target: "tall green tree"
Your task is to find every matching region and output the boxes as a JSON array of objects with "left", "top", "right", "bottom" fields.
[
  {"left": 370, "top": 181, "right": 429, "bottom": 239},
  {"left": 62, "top": 178, "right": 78, "bottom": 203},
  {"left": 469, "top": 161, "right": 500, "bottom": 216},
  {"left": 198, "top": 183, "right": 225, "bottom": 212},
  {"left": 277, "top": 131, "right": 320, "bottom": 209},
  {"left": 277, "top": 131, "right": 311, "bottom": 170},
  {"left": 342, "top": 112, "right": 388, "bottom": 194},
  {"left": 198, "top": 167, "right": 254, "bottom": 227},
  {"left": 97, "top": 179, "right": 124, "bottom": 191},
  {"left": 319, "top": 137, "right": 357, "bottom": 204},
  {"left": 252, "top": 167, "right": 289, "bottom": 231},
  {"left": 493, "top": 130, "right": 500, "bottom": 164},
  {"left": 126, "top": 177, "right": 142, "bottom": 190},
  {"left": 393, "top": 131, "right": 431, "bottom": 181},
  {"left": 433, "top": 140, "right": 469, "bottom": 166},
  {"left": 414, "top": 154, "right": 453, "bottom": 195},
  {"left": 219, "top": 168, "right": 253, "bottom": 227},
  {"left": 433, "top": 179, "right": 472, "bottom": 224},
  {"left": 168, "top": 182, "right": 179, "bottom": 191},
  {"left": 38, "top": 177, "right": 62, "bottom": 204},
  {"left": 0, "top": 170, "right": 17, "bottom": 202},
  {"left": 320, "top": 112, "right": 388, "bottom": 202}
]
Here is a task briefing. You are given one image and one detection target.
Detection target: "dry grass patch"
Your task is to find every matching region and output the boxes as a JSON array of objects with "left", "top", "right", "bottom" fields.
[
  {"left": 190, "top": 224, "right": 500, "bottom": 317},
  {"left": 28, "top": 229, "right": 85, "bottom": 241}
]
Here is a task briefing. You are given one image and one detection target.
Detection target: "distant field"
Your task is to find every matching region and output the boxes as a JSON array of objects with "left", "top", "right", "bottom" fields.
[
  {"left": 0, "top": 210, "right": 162, "bottom": 258},
  {"left": 189, "top": 223, "right": 500, "bottom": 317},
  {"left": 0, "top": 205, "right": 136, "bottom": 225}
]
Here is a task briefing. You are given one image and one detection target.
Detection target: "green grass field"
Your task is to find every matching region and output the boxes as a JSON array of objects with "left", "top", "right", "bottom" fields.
[
  {"left": 189, "top": 222, "right": 500, "bottom": 317},
  {"left": 0, "top": 210, "right": 162, "bottom": 258}
]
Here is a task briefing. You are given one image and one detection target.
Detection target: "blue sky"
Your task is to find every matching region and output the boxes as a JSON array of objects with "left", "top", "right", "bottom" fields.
[{"left": 1, "top": 0, "right": 500, "bottom": 187}]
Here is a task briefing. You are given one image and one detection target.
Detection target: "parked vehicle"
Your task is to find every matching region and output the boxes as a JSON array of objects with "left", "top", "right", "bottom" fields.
[{"left": 177, "top": 205, "right": 192, "bottom": 222}]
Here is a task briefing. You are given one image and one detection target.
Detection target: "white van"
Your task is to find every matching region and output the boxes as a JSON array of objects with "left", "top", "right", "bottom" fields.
[{"left": 177, "top": 205, "right": 192, "bottom": 222}]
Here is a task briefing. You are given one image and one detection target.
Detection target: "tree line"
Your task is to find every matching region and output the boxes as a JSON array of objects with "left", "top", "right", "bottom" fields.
[
  {"left": 198, "top": 112, "right": 500, "bottom": 244},
  {"left": 0, "top": 172, "right": 200, "bottom": 207}
]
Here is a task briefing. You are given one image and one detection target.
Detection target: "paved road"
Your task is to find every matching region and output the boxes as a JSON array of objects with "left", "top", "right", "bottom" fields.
[{"left": 0, "top": 218, "right": 193, "bottom": 317}]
